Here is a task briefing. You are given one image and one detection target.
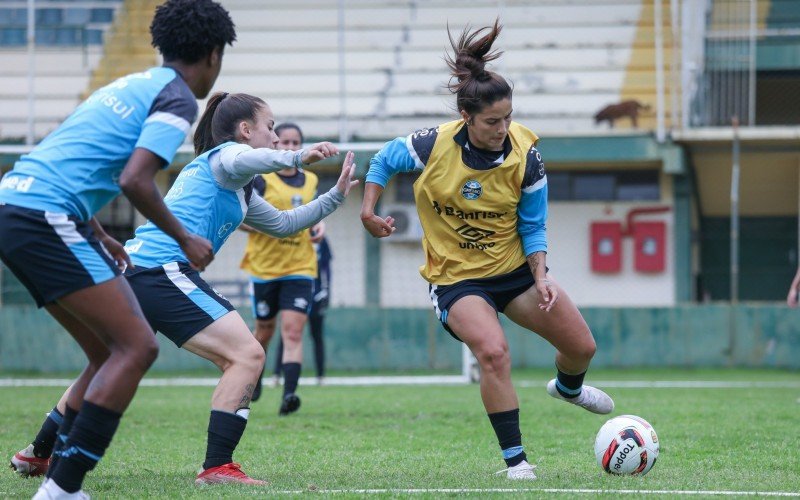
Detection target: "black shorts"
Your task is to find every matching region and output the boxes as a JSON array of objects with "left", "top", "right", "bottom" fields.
[
  {"left": 0, "top": 204, "right": 119, "bottom": 307},
  {"left": 125, "top": 262, "right": 235, "bottom": 347},
  {"left": 250, "top": 278, "right": 314, "bottom": 320},
  {"left": 429, "top": 264, "right": 536, "bottom": 341}
]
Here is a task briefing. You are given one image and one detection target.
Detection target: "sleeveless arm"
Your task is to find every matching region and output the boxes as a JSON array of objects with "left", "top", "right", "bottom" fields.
[{"left": 243, "top": 186, "right": 344, "bottom": 237}]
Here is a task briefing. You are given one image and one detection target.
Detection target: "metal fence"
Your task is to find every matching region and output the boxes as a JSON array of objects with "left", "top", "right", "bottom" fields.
[{"left": 690, "top": 0, "right": 800, "bottom": 127}]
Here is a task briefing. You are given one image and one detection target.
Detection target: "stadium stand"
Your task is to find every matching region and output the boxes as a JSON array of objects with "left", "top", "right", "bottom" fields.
[{"left": 0, "top": 0, "right": 679, "bottom": 142}]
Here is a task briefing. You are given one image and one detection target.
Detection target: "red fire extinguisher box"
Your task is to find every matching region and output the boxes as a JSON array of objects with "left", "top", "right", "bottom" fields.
[
  {"left": 590, "top": 222, "right": 622, "bottom": 273},
  {"left": 633, "top": 221, "right": 666, "bottom": 273}
]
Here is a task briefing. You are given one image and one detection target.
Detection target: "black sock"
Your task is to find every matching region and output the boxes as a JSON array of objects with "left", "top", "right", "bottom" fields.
[
  {"left": 488, "top": 408, "right": 527, "bottom": 467},
  {"left": 46, "top": 405, "right": 78, "bottom": 478},
  {"left": 555, "top": 366, "right": 586, "bottom": 399},
  {"left": 203, "top": 410, "right": 247, "bottom": 470},
  {"left": 50, "top": 401, "right": 121, "bottom": 493},
  {"left": 273, "top": 338, "right": 284, "bottom": 376},
  {"left": 282, "top": 362, "right": 301, "bottom": 397},
  {"left": 309, "top": 313, "right": 325, "bottom": 377},
  {"left": 32, "top": 407, "right": 63, "bottom": 458}
]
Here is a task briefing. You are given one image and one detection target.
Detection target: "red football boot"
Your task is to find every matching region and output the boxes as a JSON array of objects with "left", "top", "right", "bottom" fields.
[
  {"left": 195, "top": 462, "right": 267, "bottom": 485},
  {"left": 10, "top": 444, "right": 49, "bottom": 477}
]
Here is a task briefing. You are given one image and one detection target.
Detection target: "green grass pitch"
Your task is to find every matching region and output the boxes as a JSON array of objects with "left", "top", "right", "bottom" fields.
[{"left": 1, "top": 368, "right": 798, "bottom": 498}]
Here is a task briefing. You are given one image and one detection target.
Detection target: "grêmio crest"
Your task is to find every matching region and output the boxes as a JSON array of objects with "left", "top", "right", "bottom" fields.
[{"left": 461, "top": 179, "right": 482, "bottom": 200}]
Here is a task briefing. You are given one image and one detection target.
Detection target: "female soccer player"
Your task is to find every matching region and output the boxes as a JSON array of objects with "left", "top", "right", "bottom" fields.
[
  {"left": 240, "top": 123, "right": 326, "bottom": 413},
  {"left": 360, "top": 21, "right": 614, "bottom": 480},
  {"left": 273, "top": 234, "right": 333, "bottom": 386},
  {"left": 2, "top": 1, "right": 235, "bottom": 497},
  {"left": 11, "top": 92, "right": 358, "bottom": 486}
]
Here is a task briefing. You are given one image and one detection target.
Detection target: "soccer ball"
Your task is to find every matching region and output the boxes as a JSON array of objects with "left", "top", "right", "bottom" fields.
[{"left": 594, "top": 415, "right": 659, "bottom": 476}]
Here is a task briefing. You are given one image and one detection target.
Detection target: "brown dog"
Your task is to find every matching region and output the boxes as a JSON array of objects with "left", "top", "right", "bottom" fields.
[{"left": 594, "top": 100, "right": 651, "bottom": 128}]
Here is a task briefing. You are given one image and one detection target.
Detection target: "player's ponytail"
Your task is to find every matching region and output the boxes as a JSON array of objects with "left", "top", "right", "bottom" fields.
[
  {"left": 445, "top": 19, "right": 512, "bottom": 117},
  {"left": 193, "top": 92, "right": 267, "bottom": 155}
]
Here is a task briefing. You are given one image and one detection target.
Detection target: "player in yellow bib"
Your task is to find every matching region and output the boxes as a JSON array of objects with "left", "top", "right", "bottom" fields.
[
  {"left": 240, "top": 123, "right": 321, "bottom": 415},
  {"left": 360, "top": 21, "right": 615, "bottom": 480}
]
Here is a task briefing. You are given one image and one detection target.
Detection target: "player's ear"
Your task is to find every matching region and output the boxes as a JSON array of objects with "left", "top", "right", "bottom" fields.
[
  {"left": 208, "top": 46, "right": 222, "bottom": 68},
  {"left": 238, "top": 119, "right": 251, "bottom": 140}
]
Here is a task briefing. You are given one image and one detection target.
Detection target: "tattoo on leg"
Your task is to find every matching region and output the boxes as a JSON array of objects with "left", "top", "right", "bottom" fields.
[{"left": 238, "top": 383, "right": 254, "bottom": 407}]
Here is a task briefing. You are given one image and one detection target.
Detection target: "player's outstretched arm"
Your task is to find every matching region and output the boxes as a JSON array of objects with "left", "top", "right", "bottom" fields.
[
  {"left": 242, "top": 152, "right": 357, "bottom": 237},
  {"left": 360, "top": 182, "right": 396, "bottom": 238},
  {"left": 301, "top": 142, "right": 339, "bottom": 165}
]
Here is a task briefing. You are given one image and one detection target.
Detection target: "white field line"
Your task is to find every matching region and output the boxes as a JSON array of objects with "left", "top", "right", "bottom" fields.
[
  {"left": 267, "top": 488, "right": 800, "bottom": 496},
  {"left": 0, "top": 377, "right": 798, "bottom": 388},
  {"left": 518, "top": 380, "right": 800, "bottom": 389}
]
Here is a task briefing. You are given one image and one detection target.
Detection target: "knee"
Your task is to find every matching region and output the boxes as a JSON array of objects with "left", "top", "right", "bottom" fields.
[
  {"left": 254, "top": 321, "right": 275, "bottom": 344},
  {"left": 567, "top": 336, "right": 596, "bottom": 363},
  {"left": 248, "top": 342, "right": 266, "bottom": 369},
  {"left": 282, "top": 326, "right": 303, "bottom": 344},
  {"left": 86, "top": 350, "right": 110, "bottom": 372},
  {"left": 475, "top": 342, "right": 511, "bottom": 375},
  {"left": 132, "top": 337, "right": 159, "bottom": 371},
  {"left": 225, "top": 341, "right": 265, "bottom": 374}
]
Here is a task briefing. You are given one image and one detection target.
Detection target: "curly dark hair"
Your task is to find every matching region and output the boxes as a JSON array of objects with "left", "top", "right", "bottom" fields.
[{"left": 150, "top": 0, "right": 236, "bottom": 64}]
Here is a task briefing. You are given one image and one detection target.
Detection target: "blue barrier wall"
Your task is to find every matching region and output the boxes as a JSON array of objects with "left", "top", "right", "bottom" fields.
[{"left": 1, "top": 305, "right": 798, "bottom": 372}]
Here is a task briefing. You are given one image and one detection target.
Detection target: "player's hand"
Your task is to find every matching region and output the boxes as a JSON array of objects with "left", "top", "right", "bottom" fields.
[
  {"left": 179, "top": 233, "right": 214, "bottom": 271},
  {"left": 301, "top": 142, "right": 339, "bottom": 165},
  {"left": 335, "top": 151, "right": 359, "bottom": 197},
  {"left": 310, "top": 222, "right": 325, "bottom": 243},
  {"left": 98, "top": 235, "right": 132, "bottom": 272},
  {"left": 536, "top": 277, "right": 559, "bottom": 312},
  {"left": 361, "top": 212, "right": 396, "bottom": 238}
]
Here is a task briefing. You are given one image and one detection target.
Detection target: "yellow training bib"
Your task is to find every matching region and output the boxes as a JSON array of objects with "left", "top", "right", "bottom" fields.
[
  {"left": 414, "top": 120, "right": 538, "bottom": 284},
  {"left": 240, "top": 170, "right": 318, "bottom": 280}
]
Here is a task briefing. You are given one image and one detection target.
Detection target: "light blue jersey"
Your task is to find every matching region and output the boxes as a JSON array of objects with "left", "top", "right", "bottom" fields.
[
  {"left": 125, "top": 142, "right": 245, "bottom": 268},
  {"left": 0, "top": 67, "right": 197, "bottom": 220},
  {"left": 125, "top": 141, "right": 347, "bottom": 270}
]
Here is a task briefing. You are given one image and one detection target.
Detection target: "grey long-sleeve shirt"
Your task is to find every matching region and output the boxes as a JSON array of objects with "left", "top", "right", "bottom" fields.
[{"left": 211, "top": 143, "right": 344, "bottom": 237}]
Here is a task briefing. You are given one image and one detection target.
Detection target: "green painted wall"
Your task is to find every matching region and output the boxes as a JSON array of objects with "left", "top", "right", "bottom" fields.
[
  {"left": 700, "top": 217, "right": 798, "bottom": 301},
  {"left": 1, "top": 305, "right": 798, "bottom": 373}
]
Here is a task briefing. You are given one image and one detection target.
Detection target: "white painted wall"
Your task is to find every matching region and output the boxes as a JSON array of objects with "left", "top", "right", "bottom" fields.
[{"left": 547, "top": 202, "right": 675, "bottom": 307}]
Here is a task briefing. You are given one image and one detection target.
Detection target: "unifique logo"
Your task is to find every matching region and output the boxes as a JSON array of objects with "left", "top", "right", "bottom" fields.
[{"left": 460, "top": 180, "right": 482, "bottom": 200}]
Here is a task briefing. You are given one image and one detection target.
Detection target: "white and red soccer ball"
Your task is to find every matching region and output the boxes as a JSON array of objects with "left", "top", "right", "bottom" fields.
[{"left": 594, "top": 415, "right": 660, "bottom": 476}]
